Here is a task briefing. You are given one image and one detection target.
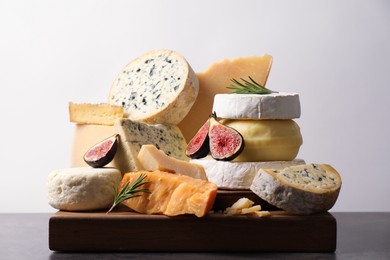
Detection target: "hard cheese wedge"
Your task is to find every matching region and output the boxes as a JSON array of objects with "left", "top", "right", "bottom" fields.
[
  {"left": 69, "top": 102, "right": 124, "bottom": 125},
  {"left": 178, "top": 54, "right": 273, "bottom": 141},
  {"left": 138, "top": 145, "right": 207, "bottom": 180},
  {"left": 120, "top": 171, "right": 218, "bottom": 217}
]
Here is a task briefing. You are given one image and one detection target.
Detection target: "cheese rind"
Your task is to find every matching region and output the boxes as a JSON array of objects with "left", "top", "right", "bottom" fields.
[
  {"left": 191, "top": 156, "right": 305, "bottom": 189},
  {"left": 138, "top": 145, "right": 207, "bottom": 180},
  {"left": 178, "top": 54, "right": 273, "bottom": 141},
  {"left": 47, "top": 167, "right": 121, "bottom": 211},
  {"left": 120, "top": 171, "right": 217, "bottom": 217},
  {"left": 212, "top": 93, "right": 301, "bottom": 120},
  {"left": 250, "top": 164, "right": 342, "bottom": 214},
  {"left": 69, "top": 102, "right": 124, "bottom": 125},
  {"left": 222, "top": 119, "right": 303, "bottom": 162},
  {"left": 108, "top": 49, "right": 199, "bottom": 125},
  {"left": 115, "top": 119, "right": 188, "bottom": 173}
]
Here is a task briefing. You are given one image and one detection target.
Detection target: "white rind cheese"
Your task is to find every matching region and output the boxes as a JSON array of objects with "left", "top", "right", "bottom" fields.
[
  {"left": 212, "top": 93, "right": 301, "bottom": 120},
  {"left": 115, "top": 119, "right": 188, "bottom": 173},
  {"left": 191, "top": 156, "right": 305, "bottom": 190},
  {"left": 47, "top": 167, "right": 121, "bottom": 211},
  {"left": 108, "top": 49, "right": 199, "bottom": 125},
  {"left": 250, "top": 164, "right": 342, "bottom": 214}
]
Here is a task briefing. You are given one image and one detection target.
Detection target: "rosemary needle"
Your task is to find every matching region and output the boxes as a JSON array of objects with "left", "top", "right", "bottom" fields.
[
  {"left": 227, "top": 76, "right": 274, "bottom": 95},
  {"left": 106, "top": 173, "right": 150, "bottom": 214}
]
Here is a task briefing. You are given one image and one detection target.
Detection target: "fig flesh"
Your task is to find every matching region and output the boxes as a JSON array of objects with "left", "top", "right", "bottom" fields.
[
  {"left": 84, "top": 134, "right": 118, "bottom": 168},
  {"left": 186, "top": 117, "right": 210, "bottom": 159},
  {"left": 208, "top": 114, "right": 245, "bottom": 161}
]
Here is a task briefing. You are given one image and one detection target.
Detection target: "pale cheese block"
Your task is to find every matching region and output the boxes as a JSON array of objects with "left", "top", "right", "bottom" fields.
[
  {"left": 108, "top": 49, "right": 199, "bottom": 125},
  {"left": 222, "top": 119, "right": 303, "bottom": 162},
  {"left": 191, "top": 156, "right": 305, "bottom": 189},
  {"left": 178, "top": 54, "right": 273, "bottom": 141},
  {"left": 115, "top": 119, "right": 188, "bottom": 173},
  {"left": 213, "top": 93, "right": 301, "bottom": 120},
  {"left": 69, "top": 102, "right": 125, "bottom": 125},
  {"left": 138, "top": 144, "right": 207, "bottom": 180},
  {"left": 120, "top": 171, "right": 218, "bottom": 217},
  {"left": 250, "top": 164, "right": 342, "bottom": 214},
  {"left": 47, "top": 167, "right": 121, "bottom": 211}
]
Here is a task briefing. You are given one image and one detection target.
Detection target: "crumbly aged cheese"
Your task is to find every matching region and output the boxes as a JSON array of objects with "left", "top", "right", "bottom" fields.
[
  {"left": 47, "top": 167, "right": 121, "bottom": 211},
  {"left": 222, "top": 119, "right": 303, "bottom": 162},
  {"left": 120, "top": 171, "right": 218, "bottom": 217},
  {"left": 69, "top": 102, "right": 125, "bottom": 125},
  {"left": 115, "top": 119, "right": 188, "bottom": 173},
  {"left": 250, "top": 164, "right": 342, "bottom": 215},
  {"left": 191, "top": 156, "right": 305, "bottom": 189},
  {"left": 212, "top": 93, "right": 301, "bottom": 120},
  {"left": 70, "top": 124, "right": 117, "bottom": 168},
  {"left": 138, "top": 145, "right": 207, "bottom": 180},
  {"left": 178, "top": 54, "right": 273, "bottom": 141},
  {"left": 224, "top": 197, "right": 270, "bottom": 217},
  {"left": 108, "top": 49, "right": 199, "bottom": 125}
]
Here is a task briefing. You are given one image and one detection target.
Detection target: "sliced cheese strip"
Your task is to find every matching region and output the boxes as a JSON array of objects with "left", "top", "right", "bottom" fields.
[
  {"left": 222, "top": 119, "right": 303, "bottom": 162},
  {"left": 120, "top": 171, "right": 217, "bottom": 217},
  {"left": 108, "top": 49, "right": 199, "bottom": 125},
  {"left": 191, "top": 156, "right": 305, "bottom": 190},
  {"left": 178, "top": 54, "right": 273, "bottom": 141},
  {"left": 138, "top": 144, "right": 207, "bottom": 180},
  {"left": 69, "top": 102, "right": 124, "bottom": 125},
  {"left": 47, "top": 167, "right": 122, "bottom": 211},
  {"left": 250, "top": 164, "right": 342, "bottom": 215},
  {"left": 213, "top": 93, "right": 300, "bottom": 120},
  {"left": 115, "top": 119, "right": 188, "bottom": 173}
]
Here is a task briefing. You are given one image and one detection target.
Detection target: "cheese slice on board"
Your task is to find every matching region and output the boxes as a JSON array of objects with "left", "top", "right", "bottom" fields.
[
  {"left": 191, "top": 156, "right": 305, "bottom": 190},
  {"left": 250, "top": 164, "right": 342, "bottom": 215},
  {"left": 213, "top": 93, "right": 300, "bottom": 120},
  {"left": 120, "top": 171, "right": 217, "bottom": 217},
  {"left": 138, "top": 145, "right": 207, "bottom": 180},
  {"left": 178, "top": 54, "right": 273, "bottom": 142},
  {"left": 69, "top": 102, "right": 124, "bottom": 125},
  {"left": 115, "top": 119, "right": 188, "bottom": 173}
]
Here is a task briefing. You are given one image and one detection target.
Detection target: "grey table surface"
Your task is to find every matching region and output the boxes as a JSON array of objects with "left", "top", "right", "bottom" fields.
[{"left": 0, "top": 212, "right": 389, "bottom": 260}]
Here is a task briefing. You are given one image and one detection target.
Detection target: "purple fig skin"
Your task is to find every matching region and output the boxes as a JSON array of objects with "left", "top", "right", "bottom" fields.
[
  {"left": 208, "top": 116, "right": 245, "bottom": 161},
  {"left": 186, "top": 117, "right": 210, "bottom": 159},
  {"left": 83, "top": 134, "right": 118, "bottom": 168}
]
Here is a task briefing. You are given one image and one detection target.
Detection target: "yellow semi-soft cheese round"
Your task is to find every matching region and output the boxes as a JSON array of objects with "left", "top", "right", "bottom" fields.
[{"left": 221, "top": 119, "right": 303, "bottom": 162}]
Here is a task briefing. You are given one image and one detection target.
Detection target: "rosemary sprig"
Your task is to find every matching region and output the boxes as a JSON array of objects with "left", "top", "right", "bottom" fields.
[
  {"left": 227, "top": 76, "right": 274, "bottom": 94},
  {"left": 106, "top": 173, "right": 150, "bottom": 214}
]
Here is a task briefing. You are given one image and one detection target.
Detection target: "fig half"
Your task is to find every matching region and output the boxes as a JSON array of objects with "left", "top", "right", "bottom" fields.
[
  {"left": 208, "top": 113, "right": 245, "bottom": 161},
  {"left": 186, "top": 116, "right": 210, "bottom": 159},
  {"left": 84, "top": 134, "right": 118, "bottom": 168}
]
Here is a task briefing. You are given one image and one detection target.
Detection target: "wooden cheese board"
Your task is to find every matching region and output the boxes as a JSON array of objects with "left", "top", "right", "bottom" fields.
[{"left": 49, "top": 191, "right": 337, "bottom": 252}]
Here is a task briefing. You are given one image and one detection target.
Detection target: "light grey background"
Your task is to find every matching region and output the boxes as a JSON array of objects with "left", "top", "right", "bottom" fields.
[{"left": 0, "top": 0, "right": 389, "bottom": 213}]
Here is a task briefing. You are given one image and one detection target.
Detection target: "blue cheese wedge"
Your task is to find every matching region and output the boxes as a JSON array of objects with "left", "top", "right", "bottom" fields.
[
  {"left": 250, "top": 164, "right": 342, "bottom": 214},
  {"left": 115, "top": 119, "right": 188, "bottom": 173},
  {"left": 109, "top": 49, "right": 199, "bottom": 125},
  {"left": 212, "top": 93, "right": 300, "bottom": 120}
]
